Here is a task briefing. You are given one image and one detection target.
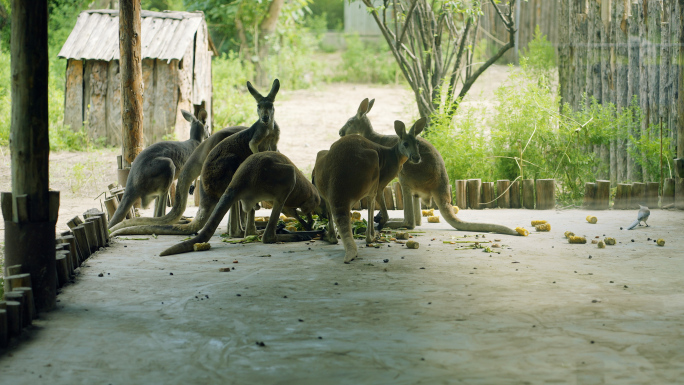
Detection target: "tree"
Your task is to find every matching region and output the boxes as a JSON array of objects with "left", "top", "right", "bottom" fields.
[{"left": 360, "top": 0, "right": 518, "bottom": 120}]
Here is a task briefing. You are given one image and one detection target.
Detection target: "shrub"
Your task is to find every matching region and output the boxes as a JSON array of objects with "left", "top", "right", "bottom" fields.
[{"left": 335, "top": 34, "right": 401, "bottom": 84}]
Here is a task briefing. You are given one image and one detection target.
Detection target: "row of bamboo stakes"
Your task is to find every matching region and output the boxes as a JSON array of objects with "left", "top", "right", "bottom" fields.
[
  {"left": 1, "top": 208, "right": 111, "bottom": 348},
  {"left": 584, "top": 179, "right": 677, "bottom": 210}
]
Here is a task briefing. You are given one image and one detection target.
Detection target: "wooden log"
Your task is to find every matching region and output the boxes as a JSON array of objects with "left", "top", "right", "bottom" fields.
[
  {"left": 454, "top": 180, "right": 466, "bottom": 210},
  {"left": 55, "top": 243, "right": 73, "bottom": 275},
  {"left": 57, "top": 235, "right": 79, "bottom": 269},
  {"left": 646, "top": 181, "right": 660, "bottom": 208},
  {"left": 595, "top": 180, "right": 610, "bottom": 210},
  {"left": 66, "top": 216, "right": 83, "bottom": 230},
  {"left": 393, "top": 182, "right": 403, "bottom": 210},
  {"left": 0, "top": 309, "right": 7, "bottom": 348},
  {"left": 14, "top": 194, "right": 29, "bottom": 222},
  {"left": 48, "top": 191, "right": 60, "bottom": 222},
  {"left": 631, "top": 182, "right": 646, "bottom": 208},
  {"left": 82, "top": 220, "right": 99, "bottom": 252},
  {"left": 627, "top": 0, "right": 642, "bottom": 182},
  {"left": 383, "top": 186, "right": 394, "bottom": 210},
  {"left": 85, "top": 209, "right": 109, "bottom": 245},
  {"left": 496, "top": 180, "right": 511, "bottom": 208},
  {"left": 613, "top": 0, "right": 629, "bottom": 183},
  {"left": 5, "top": 290, "right": 30, "bottom": 327},
  {"left": 614, "top": 183, "right": 632, "bottom": 209},
  {"left": 583, "top": 182, "right": 597, "bottom": 209},
  {"left": 4, "top": 273, "right": 31, "bottom": 293},
  {"left": 72, "top": 225, "right": 91, "bottom": 261},
  {"left": 510, "top": 180, "right": 521, "bottom": 208},
  {"left": 1, "top": 191, "right": 12, "bottom": 221},
  {"left": 104, "top": 196, "right": 118, "bottom": 221},
  {"left": 5, "top": 301, "right": 22, "bottom": 337},
  {"left": 120, "top": 0, "right": 144, "bottom": 165},
  {"left": 638, "top": 1, "right": 651, "bottom": 181},
  {"left": 466, "top": 179, "right": 481, "bottom": 209},
  {"left": 56, "top": 253, "right": 70, "bottom": 288},
  {"left": 85, "top": 217, "right": 103, "bottom": 248},
  {"left": 676, "top": 178, "right": 684, "bottom": 210},
  {"left": 13, "top": 287, "right": 36, "bottom": 323},
  {"left": 662, "top": 178, "right": 675, "bottom": 207},
  {"left": 481, "top": 182, "right": 496, "bottom": 209},
  {"left": 522, "top": 179, "right": 535, "bottom": 209},
  {"left": 535, "top": 179, "right": 555, "bottom": 210},
  {"left": 4, "top": 264, "right": 22, "bottom": 276}
]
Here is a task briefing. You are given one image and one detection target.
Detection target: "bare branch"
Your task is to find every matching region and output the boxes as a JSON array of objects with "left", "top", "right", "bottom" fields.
[{"left": 397, "top": 0, "right": 420, "bottom": 48}]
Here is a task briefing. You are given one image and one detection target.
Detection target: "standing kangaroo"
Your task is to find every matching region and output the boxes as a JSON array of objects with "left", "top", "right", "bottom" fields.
[
  {"left": 159, "top": 151, "right": 321, "bottom": 256},
  {"left": 339, "top": 98, "right": 518, "bottom": 236},
  {"left": 108, "top": 109, "right": 209, "bottom": 229},
  {"left": 110, "top": 79, "right": 281, "bottom": 237},
  {"left": 314, "top": 118, "right": 426, "bottom": 263},
  {"left": 109, "top": 124, "right": 246, "bottom": 231}
]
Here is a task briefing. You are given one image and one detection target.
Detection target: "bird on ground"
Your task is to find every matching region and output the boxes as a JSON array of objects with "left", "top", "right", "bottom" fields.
[{"left": 626, "top": 204, "right": 650, "bottom": 230}]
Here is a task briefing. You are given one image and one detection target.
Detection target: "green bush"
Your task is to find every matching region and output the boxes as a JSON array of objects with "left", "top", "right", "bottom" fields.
[
  {"left": 212, "top": 52, "right": 256, "bottom": 130},
  {"left": 335, "top": 34, "right": 401, "bottom": 84}
]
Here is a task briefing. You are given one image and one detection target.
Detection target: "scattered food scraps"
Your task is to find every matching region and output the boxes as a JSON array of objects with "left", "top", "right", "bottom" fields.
[
  {"left": 597, "top": 241, "right": 605, "bottom": 248},
  {"left": 604, "top": 237, "right": 616, "bottom": 245},
  {"left": 531, "top": 220, "right": 547, "bottom": 226},
  {"left": 586, "top": 215, "right": 598, "bottom": 224},
  {"left": 233, "top": 260, "right": 239, "bottom": 263},
  {"left": 452, "top": 205, "right": 459, "bottom": 214},
  {"left": 406, "top": 240, "right": 420, "bottom": 249},
  {"left": 657, "top": 238, "right": 665, "bottom": 246},
  {"left": 193, "top": 242, "right": 211, "bottom": 251},
  {"left": 564, "top": 231, "right": 575, "bottom": 239},
  {"left": 515, "top": 227, "right": 529, "bottom": 236},
  {"left": 427, "top": 215, "right": 440, "bottom": 223},
  {"left": 534, "top": 223, "right": 551, "bottom": 232},
  {"left": 568, "top": 236, "right": 587, "bottom": 244},
  {"left": 395, "top": 232, "right": 409, "bottom": 240},
  {"left": 422, "top": 209, "right": 434, "bottom": 217},
  {"left": 591, "top": 239, "right": 598, "bottom": 244},
  {"left": 219, "top": 267, "right": 231, "bottom": 272}
]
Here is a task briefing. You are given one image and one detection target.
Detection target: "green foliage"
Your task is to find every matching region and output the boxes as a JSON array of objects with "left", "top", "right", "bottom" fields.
[
  {"left": 520, "top": 25, "right": 556, "bottom": 75},
  {"left": 212, "top": 52, "right": 255, "bottom": 129},
  {"left": 335, "top": 34, "right": 401, "bottom": 84},
  {"left": 308, "top": 0, "right": 343, "bottom": 30}
]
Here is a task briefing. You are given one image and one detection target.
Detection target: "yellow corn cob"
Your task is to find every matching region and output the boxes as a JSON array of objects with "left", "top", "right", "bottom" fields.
[
  {"left": 586, "top": 215, "right": 597, "bottom": 224},
  {"left": 427, "top": 215, "right": 440, "bottom": 223},
  {"left": 534, "top": 223, "right": 551, "bottom": 231},
  {"left": 515, "top": 227, "right": 529, "bottom": 236},
  {"left": 531, "top": 220, "right": 547, "bottom": 226},
  {"left": 568, "top": 236, "right": 587, "bottom": 244},
  {"left": 193, "top": 242, "right": 211, "bottom": 251}
]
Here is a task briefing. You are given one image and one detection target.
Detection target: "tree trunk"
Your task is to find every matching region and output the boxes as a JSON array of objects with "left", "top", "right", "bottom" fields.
[
  {"left": 256, "top": 0, "right": 285, "bottom": 87},
  {"left": 627, "top": 0, "right": 642, "bottom": 182},
  {"left": 120, "top": 0, "right": 144, "bottom": 166},
  {"left": 638, "top": 1, "right": 650, "bottom": 181},
  {"left": 679, "top": 0, "right": 684, "bottom": 210},
  {"left": 614, "top": 0, "right": 629, "bottom": 183}
]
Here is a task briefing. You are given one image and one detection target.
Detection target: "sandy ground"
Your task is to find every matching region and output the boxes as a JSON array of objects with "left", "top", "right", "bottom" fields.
[{"left": 1, "top": 208, "right": 684, "bottom": 384}]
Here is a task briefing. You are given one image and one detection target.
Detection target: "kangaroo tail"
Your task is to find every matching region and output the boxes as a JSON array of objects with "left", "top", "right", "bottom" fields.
[
  {"left": 108, "top": 191, "right": 138, "bottom": 229},
  {"left": 626, "top": 219, "right": 640, "bottom": 230},
  {"left": 437, "top": 199, "right": 519, "bottom": 236},
  {"left": 159, "top": 189, "right": 238, "bottom": 256}
]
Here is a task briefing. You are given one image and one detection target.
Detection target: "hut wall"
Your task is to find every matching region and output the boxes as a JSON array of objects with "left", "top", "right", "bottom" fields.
[
  {"left": 174, "top": 38, "right": 194, "bottom": 139},
  {"left": 192, "top": 21, "right": 213, "bottom": 129},
  {"left": 105, "top": 60, "right": 121, "bottom": 144},
  {"left": 64, "top": 59, "right": 84, "bottom": 131},
  {"left": 153, "top": 59, "right": 180, "bottom": 140},
  {"left": 83, "top": 60, "right": 109, "bottom": 145},
  {"left": 142, "top": 58, "right": 156, "bottom": 144}
]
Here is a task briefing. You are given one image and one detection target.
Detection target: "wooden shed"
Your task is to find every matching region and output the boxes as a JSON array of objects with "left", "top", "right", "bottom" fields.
[{"left": 58, "top": 9, "right": 216, "bottom": 146}]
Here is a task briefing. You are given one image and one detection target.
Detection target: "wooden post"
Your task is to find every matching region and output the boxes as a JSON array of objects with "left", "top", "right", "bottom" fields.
[
  {"left": 583, "top": 182, "right": 597, "bottom": 209},
  {"left": 120, "top": 0, "right": 144, "bottom": 167},
  {"left": 5, "top": 0, "right": 56, "bottom": 313},
  {"left": 72, "top": 225, "right": 91, "bottom": 261},
  {"left": 0, "top": 309, "right": 7, "bottom": 348},
  {"left": 3, "top": 292, "right": 28, "bottom": 327},
  {"left": 57, "top": 235, "right": 79, "bottom": 269},
  {"left": 4, "top": 273, "right": 31, "bottom": 293},
  {"left": 535, "top": 179, "right": 555, "bottom": 210},
  {"left": 56, "top": 253, "right": 70, "bottom": 288},
  {"left": 383, "top": 186, "right": 395, "bottom": 210},
  {"left": 614, "top": 183, "right": 633, "bottom": 209},
  {"left": 662, "top": 178, "right": 675, "bottom": 207},
  {"left": 82, "top": 220, "right": 100, "bottom": 252},
  {"left": 13, "top": 287, "right": 35, "bottom": 323},
  {"left": 496, "top": 180, "right": 511, "bottom": 208},
  {"left": 522, "top": 179, "right": 535, "bottom": 209},
  {"left": 595, "top": 180, "right": 610, "bottom": 210},
  {"left": 627, "top": 0, "right": 643, "bottom": 182},
  {"left": 393, "top": 182, "right": 403, "bottom": 210},
  {"left": 480, "top": 182, "right": 495, "bottom": 209},
  {"left": 5, "top": 301, "right": 22, "bottom": 337},
  {"left": 632, "top": 182, "right": 646, "bottom": 207},
  {"left": 454, "top": 180, "right": 467, "bottom": 209},
  {"left": 646, "top": 181, "right": 660, "bottom": 208},
  {"left": 104, "top": 196, "right": 118, "bottom": 221},
  {"left": 466, "top": 179, "right": 481, "bottom": 209},
  {"left": 677, "top": 0, "right": 684, "bottom": 210},
  {"left": 510, "top": 180, "right": 521, "bottom": 208},
  {"left": 614, "top": 0, "right": 629, "bottom": 183}
]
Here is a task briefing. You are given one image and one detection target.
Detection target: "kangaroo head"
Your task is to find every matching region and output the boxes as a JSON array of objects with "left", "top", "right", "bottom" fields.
[
  {"left": 182, "top": 109, "right": 209, "bottom": 141},
  {"left": 247, "top": 79, "right": 280, "bottom": 126},
  {"left": 394, "top": 117, "right": 426, "bottom": 164},
  {"left": 339, "top": 98, "right": 375, "bottom": 137}
]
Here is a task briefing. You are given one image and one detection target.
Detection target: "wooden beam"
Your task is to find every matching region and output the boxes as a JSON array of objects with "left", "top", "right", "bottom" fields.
[{"left": 119, "top": 0, "right": 144, "bottom": 166}]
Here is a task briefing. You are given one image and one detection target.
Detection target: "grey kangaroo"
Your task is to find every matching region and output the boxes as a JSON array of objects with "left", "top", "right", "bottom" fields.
[
  {"left": 110, "top": 79, "right": 281, "bottom": 238},
  {"left": 339, "top": 98, "right": 518, "bottom": 236},
  {"left": 108, "top": 109, "right": 209, "bottom": 229}
]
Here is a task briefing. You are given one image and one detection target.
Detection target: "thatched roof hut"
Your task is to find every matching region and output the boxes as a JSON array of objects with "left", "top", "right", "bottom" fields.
[{"left": 58, "top": 9, "right": 217, "bottom": 146}]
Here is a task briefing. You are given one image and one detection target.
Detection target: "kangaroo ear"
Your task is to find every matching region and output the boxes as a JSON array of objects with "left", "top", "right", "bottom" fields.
[
  {"left": 247, "top": 81, "right": 264, "bottom": 102},
  {"left": 198, "top": 109, "right": 208, "bottom": 124},
  {"left": 267, "top": 79, "right": 280, "bottom": 101},
  {"left": 357, "top": 98, "right": 369, "bottom": 118},
  {"left": 367, "top": 98, "right": 375, "bottom": 114},
  {"left": 394, "top": 120, "right": 406, "bottom": 138},
  {"left": 409, "top": 117, "right": 427, "bottom": 137},
  {"left": 181, "top": 109, "right": 195, "bottom": 123}
]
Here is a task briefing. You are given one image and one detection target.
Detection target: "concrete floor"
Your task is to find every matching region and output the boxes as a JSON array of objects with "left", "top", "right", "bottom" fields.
[{"left": 1, "top": 208, "right": 683, "bottom": 384}]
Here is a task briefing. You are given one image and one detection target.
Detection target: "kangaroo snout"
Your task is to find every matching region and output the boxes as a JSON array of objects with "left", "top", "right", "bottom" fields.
[
  {"left": 410, "top": 155, "right": 421, "bottom": 163},
  {"left": 261, "top": 115, "right": 270, "bottom": 123},
  {"left": 338, "top": 128, "right": 346, "bottom": 137}
]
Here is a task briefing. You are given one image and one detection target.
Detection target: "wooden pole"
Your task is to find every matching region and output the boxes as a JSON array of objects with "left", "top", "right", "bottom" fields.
[
  {"left": 510, "top": 180, "right": 521, "bottom": 208},
  {"left": 662, "top": 178, "right": 675, "bottom": 207},
  {"left": 13, "top": 287, "right": 35, "bottom": 323},
  {"left": 595, "top": 180, "right": 610, "bottom": 210},
  {"left": 496, "top": 180, "right": 510, "bottom": 208},
  {"left": 393, "top": 182, "right": 403, "bottom": 210},
  {"left": 383, "top": 186, "right": 395, "bottom": 210},
  {"left": 120, "top": 0, "right": 144, "bottom": 166},
  {"left": 677, "top": 0, "right": 684, "bottom": 209},
  {"left": 646, "top": 181, "right": 660, "bottom": 208},
  {"left": 627, "top": 0, "right": 642, "bottom": 182},
  {"left": 480, "top": 182, "right": 496, "bottom": 209},
  {"left": 5, "top": 301, "right": 22, "bottom": 337},
  {"left": 534, "top": 179, "right": 555, "bottom": 210},
  {"left": 0, "top": 309, "right": 7, "bottom": 348},
  {"left": 454, "top": 180, "right": 467, "bottom": 209},
  {"left": 583, "top": 182, "right": 597, "bottom": 209},
  {"left": 522, "top": 179, "right": 535, "bottom": 209},
  {"left": 466, "top": 179, "right": 482, "bottom": 209},
  {"left": 5, "top": 0, "right": 56, "bottom": 313},
  {"left": 632, "top": 182, "right": 646, "bottom": 207}
]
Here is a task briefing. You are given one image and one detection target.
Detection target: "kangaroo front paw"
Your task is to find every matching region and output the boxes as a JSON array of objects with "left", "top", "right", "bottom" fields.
[
  {"left": 323, "top": 232, "right": 338, "bottom": 244},
  {"left": 343, "top": 251, "right": 356, "bottom": 264}
]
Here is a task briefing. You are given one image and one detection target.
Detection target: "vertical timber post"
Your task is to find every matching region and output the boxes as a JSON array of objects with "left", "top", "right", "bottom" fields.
[
  {"left": 119, "top": 0, "right": 144, "bottom": 170},
  {"left": 677, "top": 0, "right": 684, "bottom": 209},
  {"left": 4, "top": 0, "right": 56, "bottom": 312}
]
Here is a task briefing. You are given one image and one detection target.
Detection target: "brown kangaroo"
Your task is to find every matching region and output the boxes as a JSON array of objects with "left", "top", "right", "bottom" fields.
[
  {"left": 159, "top": 151, "right": 321, "bottom": 256},
  {"left": 108, "top": 109, "right": 210, "bottom": 229},
  {"left": 314, "top": 118, "right": 426, "bottom": 263},
  {"left": 110, "top": 79, "right": 282, "bottom": 237},
  {"left": 108, "top": 124, "right": 246, "bottom": 231},
  {"left": 339, "top": 98, "right": 518, "bottom": 236}
]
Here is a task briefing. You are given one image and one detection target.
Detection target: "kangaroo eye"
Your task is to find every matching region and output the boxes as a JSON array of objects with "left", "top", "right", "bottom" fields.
[{"left": 403, "top": 142, "right": 408, "bottom": 147}]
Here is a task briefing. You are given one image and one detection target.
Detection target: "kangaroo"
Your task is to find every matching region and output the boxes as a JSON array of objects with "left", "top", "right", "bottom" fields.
[
  {"left": 110, "top": 79, "right": 282, "bottom": 238},
  {"left": 339, "top": 98, "right": 519, "bottom": 236},
  {"left": 314, "top": 118, "right": 426, "bottom": 263},
  {"left": 159, "top": 151, "right": 321, "bottom": 256},
  {"left": 108, "top": 109, "right": 210, "bottom": 229},
  {"left": 109, "top": 124, "right": 246, "bottom": 231}
]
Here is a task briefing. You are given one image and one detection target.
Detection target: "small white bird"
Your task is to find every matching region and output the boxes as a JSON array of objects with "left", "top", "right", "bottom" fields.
[{"left": 627, "top": 204, "right": 650, "bottom": 230}]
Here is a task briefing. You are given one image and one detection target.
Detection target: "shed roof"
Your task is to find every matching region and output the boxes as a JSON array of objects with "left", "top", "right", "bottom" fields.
[{"left": 58, "top": 9, "right": 216, "bottom": 62}]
